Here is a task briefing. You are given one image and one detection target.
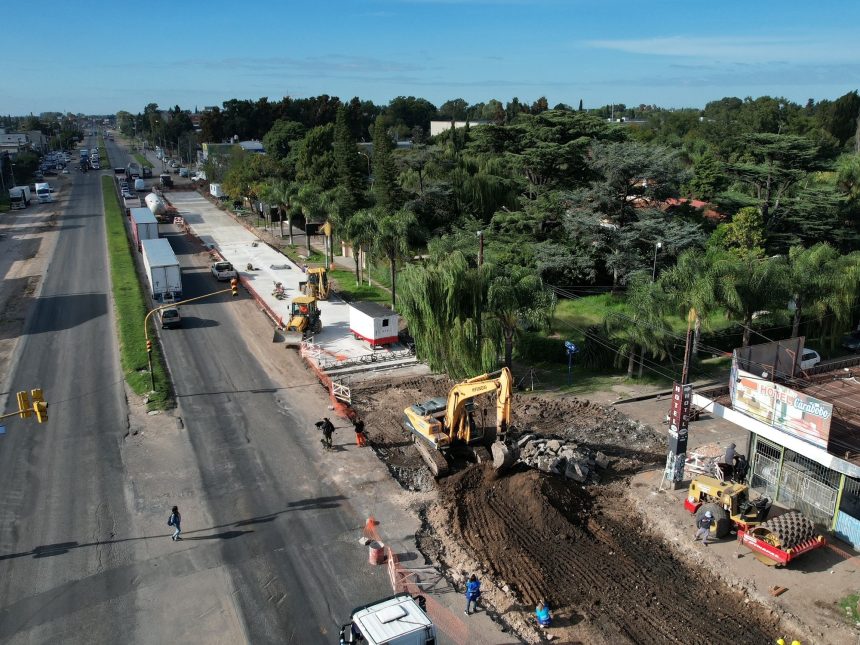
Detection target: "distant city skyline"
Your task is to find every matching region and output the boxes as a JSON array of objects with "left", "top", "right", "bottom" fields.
[{"left": 2, "top": 0, "right": 858, "bottom": 115}]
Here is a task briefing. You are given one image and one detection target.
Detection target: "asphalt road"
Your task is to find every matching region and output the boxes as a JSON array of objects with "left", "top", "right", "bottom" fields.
[
  {"left": 0, "top": 135, "right": 138, "bottom": 642},
  {"left": 0, "top": 137, "right": 393, "bottom": 644},
  {"left": 104, "top": 139, "right": 393, "bottom": 642}
]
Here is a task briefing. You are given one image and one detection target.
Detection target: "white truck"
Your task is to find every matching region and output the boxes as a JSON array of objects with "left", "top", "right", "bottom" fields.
[
  {"left": 9, "top": 186, "right": 31, "bottom": 209},
  {"left": 339, "top": 594, "right": 436, "bottom": 645},
  {"left": 35, "top": 182, "right": 52, "bottom": 203},
  {"left": 141, "top": 238, "right": 182, "bottom": 303},
  {"left": 210, "top": 261, "right": 237, "bottom": 281}
]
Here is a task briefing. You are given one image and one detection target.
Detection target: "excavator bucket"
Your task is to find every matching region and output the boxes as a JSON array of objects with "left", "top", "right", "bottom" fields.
[{"left": 283, "top": 330, "right": 303, "bottom": 347}]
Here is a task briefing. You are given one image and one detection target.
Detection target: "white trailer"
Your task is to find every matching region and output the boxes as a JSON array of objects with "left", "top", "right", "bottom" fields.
[
  {"left": 348, "top": 301, "right": 399, "bottom": 347},
  {"left": 209, "top": 183, "right": 226, "bottom": 199},
  {"left": 141, "top": 238, "right": 182, "bottom": 303},
  {"left": 9, "top": 186, "right": 31, "bottom": 209},
  {"left": 131, "top": 207, "right": 159, "bottom": 251}
]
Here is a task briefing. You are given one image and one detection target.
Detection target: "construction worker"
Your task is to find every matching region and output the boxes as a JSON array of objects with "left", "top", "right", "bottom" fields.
[
  {"left": 317, "top": 417, "right": 335, "bottom": 450},
  {"left": 694, "top": 510, "right": 714, "bottom": 546},
  {"left": 353, "top": 416, "right": 368, "bottom": 447},
  {"left": 535, "top": 600, "right": 552, "bottom": 628}
]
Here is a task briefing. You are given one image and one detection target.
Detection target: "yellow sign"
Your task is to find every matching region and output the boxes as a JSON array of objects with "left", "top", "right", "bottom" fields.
[{"left": 321, "top": 221, "right": 332, "bottom": 237}]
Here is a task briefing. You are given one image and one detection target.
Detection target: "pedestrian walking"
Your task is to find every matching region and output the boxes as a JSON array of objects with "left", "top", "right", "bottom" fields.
[
  {"left": 168, "top": 505, "right": 182, "bottom": 541},
  {"left": 464, "top": 573, "right": 481, "bottom": 615},
  {"left": 535, "top": 600, "right": 553, "bottom": 628},
  {"left": 353, "top": 416, "right": 368, "bottom": 447},
  {"left": 724, "top": 442, "right": 736, "bottom": 465},
  {"left": 317, "top": 417, "right": 335, "bottom": 450},
  {"left": 693, "top": 510, "right": 713, "bottom": 546}
]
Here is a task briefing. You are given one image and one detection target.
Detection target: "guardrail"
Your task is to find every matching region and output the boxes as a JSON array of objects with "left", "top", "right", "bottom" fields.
[{"left": 318, "top": 347, "right": 415, "bottom": 371}]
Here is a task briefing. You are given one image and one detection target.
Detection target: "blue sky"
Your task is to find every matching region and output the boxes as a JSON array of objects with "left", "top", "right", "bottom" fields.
[{"left": 3, "top": 0, "right": 859, "bottom": 115}]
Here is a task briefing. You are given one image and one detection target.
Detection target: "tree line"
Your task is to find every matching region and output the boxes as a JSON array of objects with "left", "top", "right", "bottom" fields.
[{"left": 119, "top": 90, "right": 860, "bottom": 378}]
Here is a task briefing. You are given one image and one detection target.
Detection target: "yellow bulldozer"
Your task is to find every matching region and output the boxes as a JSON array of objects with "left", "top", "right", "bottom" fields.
[
  {"left": 402, "top": 368, "right": 517, "bottom": 477},
  {"left": 300, "top": 267, "right": 330, "bottom": 300},
  {"left": 283, "top": 295, "right": 322, "bottom": 346}
]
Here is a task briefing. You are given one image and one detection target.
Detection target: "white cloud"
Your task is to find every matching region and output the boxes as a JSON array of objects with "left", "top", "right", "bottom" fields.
[{"left": 585, "top": 35, "right": 859, "bottom": 64}]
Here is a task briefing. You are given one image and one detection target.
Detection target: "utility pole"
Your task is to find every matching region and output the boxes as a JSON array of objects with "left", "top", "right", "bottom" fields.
[{"left": 662, "top": 308, "right": 695, "bottom": 489}]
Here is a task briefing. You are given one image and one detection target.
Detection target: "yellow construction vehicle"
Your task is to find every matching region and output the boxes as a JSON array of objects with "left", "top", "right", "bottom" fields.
[
  {"left": 402, "top": 368, "right": 516, "bottom": 477},
  {"left": 685, "top": 475, "right": 825, "bottom": 566},
  {"left": 284, "top": 295, "right": 322, "bottom": 346},
  {"left": 300, "top": 267, "right": 330, "bottom": 300}
]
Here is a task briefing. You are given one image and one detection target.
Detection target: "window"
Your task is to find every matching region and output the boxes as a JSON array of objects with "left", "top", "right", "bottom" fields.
[{"left": 382, "top": 318, "right": 389, "bottom": 327}]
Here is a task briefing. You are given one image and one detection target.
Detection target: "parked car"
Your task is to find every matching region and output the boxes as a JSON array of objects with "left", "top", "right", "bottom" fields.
[
  {"left": 841, "top": 330, "right": 860, "bottom": 353},
  {"left": 159, "top": 306, "right": 182, "bottom": 329},
  {"left": 800, "top": 349, "right": 821, "bottom": 370}
]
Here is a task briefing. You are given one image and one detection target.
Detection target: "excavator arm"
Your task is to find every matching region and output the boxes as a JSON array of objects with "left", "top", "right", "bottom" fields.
[{"left": 445, "top": 368, "right": 512, "bottom": 444}]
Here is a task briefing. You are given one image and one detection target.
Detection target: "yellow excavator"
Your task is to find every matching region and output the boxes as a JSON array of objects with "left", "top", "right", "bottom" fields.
[
  {"left": 300, "top": 267, "right": 330, "bottom": 300},
  {"left": 403, "top": 368, "right": 517, "bottom": 477}
]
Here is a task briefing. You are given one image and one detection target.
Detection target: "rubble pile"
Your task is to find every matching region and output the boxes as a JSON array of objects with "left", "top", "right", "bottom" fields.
[{"left": 515, "top": 434, "right": 610, "bottom": 482}]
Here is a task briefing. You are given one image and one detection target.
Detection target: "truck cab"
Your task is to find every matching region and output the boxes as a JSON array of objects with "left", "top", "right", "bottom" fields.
[{"left": 340, "top": 594, "right": 436, "bottom": 645}]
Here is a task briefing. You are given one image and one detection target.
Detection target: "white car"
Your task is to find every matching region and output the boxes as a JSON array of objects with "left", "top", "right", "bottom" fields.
[
  {"left": 211, "top": 261, "right": 238, "bottom": 281},
  {"left": 800, "top": 349, "right": 821, "bottom": 370}
]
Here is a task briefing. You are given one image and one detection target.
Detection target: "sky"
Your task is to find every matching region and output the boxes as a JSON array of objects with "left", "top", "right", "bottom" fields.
[{"left": 3, "top": 0, "right": 859, "bottom": 115}]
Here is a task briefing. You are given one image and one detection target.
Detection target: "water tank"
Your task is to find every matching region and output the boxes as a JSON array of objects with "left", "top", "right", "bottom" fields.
[{"left": 145, "top": 192, "right": 167, "bottom": 216}]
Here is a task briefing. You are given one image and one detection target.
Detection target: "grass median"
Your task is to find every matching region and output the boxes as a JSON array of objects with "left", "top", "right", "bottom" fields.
[
  {"left": 133, "top": 153, "right": 153, "bottom": 169},
  {"left": 101, "top": 175, "right": 171, "bottom": 409},
  {"left": 97, "top": 136, "right": 111, "bottom": 167}
]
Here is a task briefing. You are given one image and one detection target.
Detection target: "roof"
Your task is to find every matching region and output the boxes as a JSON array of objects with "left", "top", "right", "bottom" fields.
[
  {"left": 352, "top": 594, "right": 432, "bottom": 642},
  {"left": 663, "top": 197, "right": 725, "bottom": 221},
  {"left": 141, "top": 238, "right": 178, "bottom": 267},
  {"left": 130, "top": 207, "right": 157, "bottom": 225},
  {"left": 349, "top": 301, "right": 397, "bottom": 318}
]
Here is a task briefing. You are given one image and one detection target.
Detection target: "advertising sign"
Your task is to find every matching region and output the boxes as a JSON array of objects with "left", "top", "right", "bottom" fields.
[
  {"left": 665, "top": 382, "right": 692, "bottom": 482},
  {"left": 731, "top": 368, "right": 832, "bottom": 448}
]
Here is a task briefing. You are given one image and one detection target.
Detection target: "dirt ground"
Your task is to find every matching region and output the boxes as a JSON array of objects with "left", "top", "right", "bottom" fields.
[{"left": 352, "top": 375, "right": 800, "bottom": 644}]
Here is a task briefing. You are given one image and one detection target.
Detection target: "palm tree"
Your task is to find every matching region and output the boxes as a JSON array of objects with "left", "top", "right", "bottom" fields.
[
  {"left": 270, "top": 180, "right": 300, "bottom": 243},
  {"left": 344, "top": 208, "right": 380, "bottom": 285},
  {"left": 785, "top": 243, "right": 860, "bottom": 341},
  {"left": 660, "top": 248, "right": 720, "bottom": 357},
  {"left": 294, "top": 184, "right": 325, "bottom": 255},
  {"left": 485, "top": 267, "right": 554, "bottom": 370},
  {"left": 712, "top": 250, "right": 789, "bottom": 347},
  {"left": 605, "top": 273, "right": 670, "bottom": 378},
  {"left": 373, "top": 209, "right": 417, "bottom": 307}
]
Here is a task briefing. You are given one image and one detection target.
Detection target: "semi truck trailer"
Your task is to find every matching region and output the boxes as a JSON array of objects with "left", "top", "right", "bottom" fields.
[{"left": 141, "top": 238, "right": 182, "bottom": 302}]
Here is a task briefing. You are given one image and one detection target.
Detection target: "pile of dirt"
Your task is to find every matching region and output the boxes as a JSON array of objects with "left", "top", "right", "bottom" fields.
[{"left": 426, "top": 464, "right": 781, "bottom": 644}]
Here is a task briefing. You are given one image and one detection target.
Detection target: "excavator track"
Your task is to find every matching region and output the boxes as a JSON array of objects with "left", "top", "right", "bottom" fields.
[{"left": 413, "top": 436, "right": 450, "bottom": 477}]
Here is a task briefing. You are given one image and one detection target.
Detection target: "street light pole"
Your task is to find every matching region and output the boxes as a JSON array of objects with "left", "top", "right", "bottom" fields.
[{"left": 652, "top": 241, "right": 662, "bottom": 282}]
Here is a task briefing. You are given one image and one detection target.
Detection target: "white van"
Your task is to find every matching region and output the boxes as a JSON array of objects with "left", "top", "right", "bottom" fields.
[
  {"left": 134, "top": 178, "right": 146, "bottom": 192},
  {"left": 35, "top": 182, "right": 52, "bottom": 203}
]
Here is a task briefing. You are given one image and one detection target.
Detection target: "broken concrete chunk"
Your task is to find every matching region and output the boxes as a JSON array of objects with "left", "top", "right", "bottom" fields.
[
  {"left": 595, "top": 451, "right": 610, "bottom": 469},
  {"left": 565, "top": 461, "right": 589, "bottom": 482},
  {"left": 547, "top": 439, "right": 562, "bottom": 452},
  {"left": 517, "top": 434, "right": 536, "bottom": 447}
]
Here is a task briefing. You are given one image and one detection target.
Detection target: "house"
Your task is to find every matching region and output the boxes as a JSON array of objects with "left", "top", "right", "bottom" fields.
[{"left": 429, "top": 120, "right": 489, "bottom": 137}]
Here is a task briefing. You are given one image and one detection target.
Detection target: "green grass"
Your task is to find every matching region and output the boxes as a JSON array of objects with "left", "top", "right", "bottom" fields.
[
  {"left": 278, "top": 244, "right": 326, "bottom": 265},
  {"left": 328, "top": 268, "right": 389, "bottom": 303},
  {"left": 838, "top": 594, "right": 860, "bottom": 626},
  {"left": 101, "top": 176, "right": 171, "bottom": 409},
  {"left": 97, "top": 136, "right": 111, "bottom": 168},
  {"left": 133, "top": 153, "right": 153, "bottom": 169}
]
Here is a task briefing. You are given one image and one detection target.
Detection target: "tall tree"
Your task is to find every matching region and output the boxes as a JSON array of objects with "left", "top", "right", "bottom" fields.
[
  {"left": 712, "top": 250, "right": 789, "bottom": 347},
  {"left": 333, "top": 106, "right": 367, "bottom": 210},
  {"left": 605, "top": 272, "right": 671, "bottom": 377},
  {"left": 485, "top": 266, "right": 554, "bottom": 369},
  {"left": 344, "top": 208, "right": 380, "bottom": 284},
  {"left": 373, "top": 209, "right": 418, "bottom": 307},
  {"left": 371, "top": 117, "right": 401, "bottom": 211}
]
